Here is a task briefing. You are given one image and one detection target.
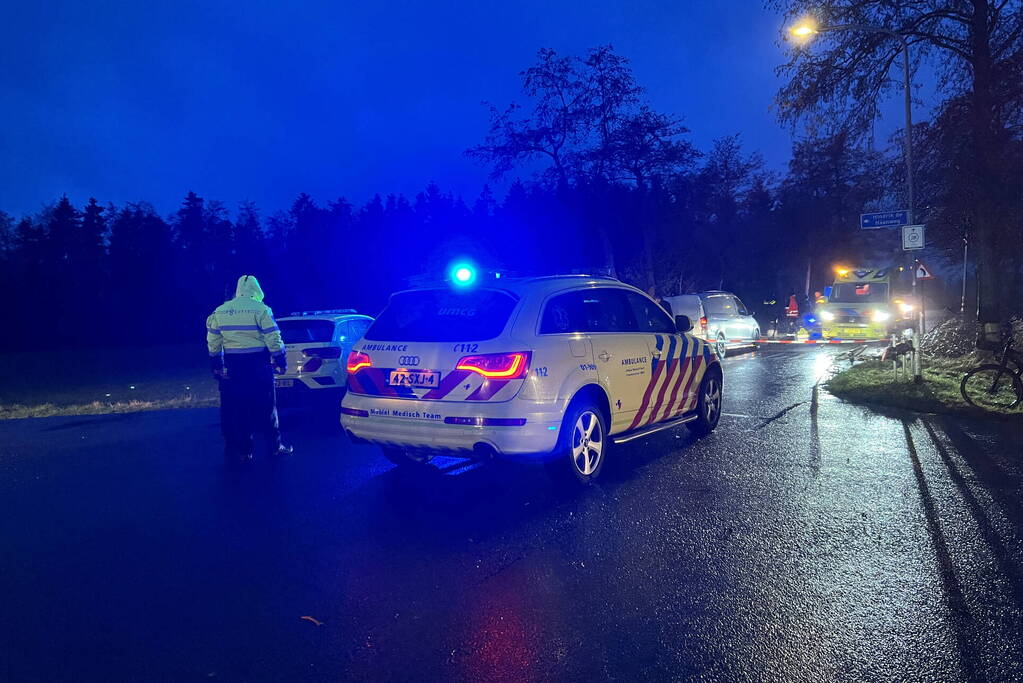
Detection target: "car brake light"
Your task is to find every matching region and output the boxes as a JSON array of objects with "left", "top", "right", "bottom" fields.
[
  {"left": 303, "top": 347, "right": 342, "bottom": 359},
  {"left": 346, "top": 351, "right": 372, "bottom": 373},
  {"left": 699, "top": 316, "right": 708, "bottom": 332},
  {"left": 455, "top": 351, "right": 531, "bottom": 379}
]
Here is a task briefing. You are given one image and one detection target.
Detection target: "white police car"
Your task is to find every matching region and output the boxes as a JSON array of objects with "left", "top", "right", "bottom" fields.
[
  {"left": 275, "top": 310, "right": 374, "bottom": 397},
  {"left": 340, "top": 272, "right": 722, "bottom": 483}
]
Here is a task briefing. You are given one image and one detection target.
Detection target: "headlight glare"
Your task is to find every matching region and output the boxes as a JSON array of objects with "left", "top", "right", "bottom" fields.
[{"left": 819, "top": 310, "right": 835, "bottom": 321}]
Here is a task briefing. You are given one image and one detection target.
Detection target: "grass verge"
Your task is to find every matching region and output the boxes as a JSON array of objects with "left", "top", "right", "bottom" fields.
[
  {"left": 0, "top": 344, "right": 218, "bottom": 420},
  {"left": 826, "top": 354, "right": 1023, "bottom": 420}
]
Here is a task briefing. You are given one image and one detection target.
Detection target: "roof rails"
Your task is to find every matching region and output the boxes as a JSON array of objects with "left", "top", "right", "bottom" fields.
[
  {"left": 526, "top": 273, "right": 621, "bottom": 282},
  {"left": 287, "top": 309, "right": 357, "bottom": 317}
]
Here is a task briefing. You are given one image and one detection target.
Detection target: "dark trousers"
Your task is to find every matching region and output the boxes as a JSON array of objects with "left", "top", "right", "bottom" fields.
[{"left": 218, "top": 351, "right": 282, "bottom": 458}]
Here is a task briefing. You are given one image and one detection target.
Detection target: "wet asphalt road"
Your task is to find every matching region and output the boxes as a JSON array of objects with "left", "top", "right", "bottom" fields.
[{"left": 3, "top": 346, "right": 1023, "bottom": 682}]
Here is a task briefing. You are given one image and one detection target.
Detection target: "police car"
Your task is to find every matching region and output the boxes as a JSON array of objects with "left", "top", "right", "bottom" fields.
[
  {"left": 275, "top": 310, "right": 374, "bottom": 397},
  {"left": 340, "top": 270, "right": 722, "bottom": 483}
]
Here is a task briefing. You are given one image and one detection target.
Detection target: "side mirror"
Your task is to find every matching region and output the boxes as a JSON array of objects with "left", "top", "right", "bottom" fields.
[{"left": 675, "top": 315, "right": 693, "bottom": 333}]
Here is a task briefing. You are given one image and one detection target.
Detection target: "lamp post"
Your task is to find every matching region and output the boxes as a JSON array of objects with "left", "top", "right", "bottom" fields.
[{"left": 789, "top": 20, "right": 922, "bottom": 381}]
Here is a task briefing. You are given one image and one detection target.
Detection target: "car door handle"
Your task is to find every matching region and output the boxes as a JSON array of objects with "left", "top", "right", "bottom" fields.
[{"left": 598, "top": 351, "right": 612, "bottom": 362}]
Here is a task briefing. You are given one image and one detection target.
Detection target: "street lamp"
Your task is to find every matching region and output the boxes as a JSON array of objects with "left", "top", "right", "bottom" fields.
[{"left": 787, "top": 20, "right": 915, "bottom": 225}]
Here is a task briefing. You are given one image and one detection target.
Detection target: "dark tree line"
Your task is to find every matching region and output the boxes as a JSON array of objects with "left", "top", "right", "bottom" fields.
[{"left": 1, "top": 38, "right": 1020, "bottom": 352}]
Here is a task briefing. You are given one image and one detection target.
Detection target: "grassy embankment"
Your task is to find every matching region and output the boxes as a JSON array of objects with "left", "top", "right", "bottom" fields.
[
  {"left": 826, "top": 353, "right": 1023, "bottom": 419},
  {"left": 0, "top": 344, "right": 218, "bottom": 419}
]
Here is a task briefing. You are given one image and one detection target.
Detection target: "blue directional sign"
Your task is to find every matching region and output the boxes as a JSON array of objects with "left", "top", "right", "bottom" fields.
[{"left": 860, "top": 210, "right": 909, "bottom": 229}]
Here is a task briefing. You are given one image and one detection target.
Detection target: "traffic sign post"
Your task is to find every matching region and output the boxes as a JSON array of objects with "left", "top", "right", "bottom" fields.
[
  {"left": 860, "top": 210, "right": 909, "bottom": 229},
  {"left": 902, "top": 224, "right": 925, "bottom": 250}
]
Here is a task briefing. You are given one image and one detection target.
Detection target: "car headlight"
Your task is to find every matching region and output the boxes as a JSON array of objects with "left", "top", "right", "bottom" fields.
[
  {"left": 819, "top": 310, "right": 835, "bottom": 321},
  {"left": 899, "top": 303, "right": 914, "bottom": 314},
  {"left": 872, "top": 310, "right": 891, "bottom": 323}
]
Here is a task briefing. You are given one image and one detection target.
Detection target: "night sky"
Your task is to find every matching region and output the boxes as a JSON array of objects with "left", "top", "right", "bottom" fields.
[{"left": 2, "top": 1, "right": 861, "bottom": 218}]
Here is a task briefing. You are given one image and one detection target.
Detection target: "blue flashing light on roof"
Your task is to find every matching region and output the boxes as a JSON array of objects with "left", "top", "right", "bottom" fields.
[{"left": 450, "top": 262, "right": 476, "bottom": 287}]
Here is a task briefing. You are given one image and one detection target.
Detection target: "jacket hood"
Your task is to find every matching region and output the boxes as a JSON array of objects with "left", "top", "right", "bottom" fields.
[{"left": 235, "top": 275, "right": 265, "bottom": 302}]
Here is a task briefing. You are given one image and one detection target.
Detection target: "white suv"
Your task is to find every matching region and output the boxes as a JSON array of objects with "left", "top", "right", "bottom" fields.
[
  {"left": 340, "top": 276, "right": 722, "bottom": 483},
  {"left": 275, "top": 310, "right": 374, "bottom": 397}
]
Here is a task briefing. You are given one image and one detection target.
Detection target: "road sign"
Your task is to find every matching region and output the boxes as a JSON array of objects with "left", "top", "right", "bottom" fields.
[
  {"left": 902, "top": 224, "right": 925, "bottom": 250},
  {"left": 861, "top": 210, "right": 909, "bottom": 229},
  {"left": 915, "top": 260, "right": 935, "bottom": 280}
]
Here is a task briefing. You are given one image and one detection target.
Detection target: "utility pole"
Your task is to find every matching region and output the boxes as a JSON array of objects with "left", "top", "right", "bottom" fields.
[{"left": 898, "top": 40, "right": 923, "bottom": 383}]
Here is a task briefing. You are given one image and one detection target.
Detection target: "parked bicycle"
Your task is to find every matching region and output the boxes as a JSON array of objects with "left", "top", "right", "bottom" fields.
[{"left": 960, "top": 324, "right": 1023, "bottom": 410}]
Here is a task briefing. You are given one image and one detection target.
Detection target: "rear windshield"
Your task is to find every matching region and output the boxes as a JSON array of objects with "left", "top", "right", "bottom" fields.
[
  {"left": 830, "top": 283, "right": 889, "bottom": 303},
  {"left": 278, "top": 319, "right": 336, "bottom": 343},
  {"left": 664, "top": 295, "right": 701, "bottom": 320},
  {"left": 365, "top": 289, "right": 518, "bottom": 342},
  {"left": 701, "top": 295, "right": 736, "bottom": 316}
]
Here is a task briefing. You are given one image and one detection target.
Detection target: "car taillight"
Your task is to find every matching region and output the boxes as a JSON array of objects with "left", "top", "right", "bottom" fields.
[
  {"left": 346, "top": 351, "right": 372, "bottom": 373},
  {"left": 303, "top": 347, "right": 342, "bottom": 359},
  {"left": 455, "top": 351, "right": 531, "bottom": 379},
  {"left": 699, "top": 316, "right": 708, "bottom": 333}
]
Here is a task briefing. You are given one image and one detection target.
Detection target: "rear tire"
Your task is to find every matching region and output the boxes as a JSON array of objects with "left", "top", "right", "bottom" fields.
[
  {"left": 688, "top": 369, "right": 722, "bottom": 437},
  {"left": 545, "top": 400, "right": 608, "bottom": 486},
  {"left": 714, "top": 334, "right": 727, "bottom": 360},
  {"left": 381, "top": 446, "right": 434, "bottom": 468},
  {"left": 960, "top": 365, "right": 1023, "bottom": 410}
]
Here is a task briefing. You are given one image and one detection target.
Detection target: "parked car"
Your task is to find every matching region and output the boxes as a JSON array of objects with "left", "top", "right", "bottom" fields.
[
  {"left": 275, "top": 310, "right": 374, "bottom": 400},
  {"left": 661, "top": 291, "right": 759, "bottom": 359},
  {"left": 341, "top": 275, "right": 722, "bottom": 484}
]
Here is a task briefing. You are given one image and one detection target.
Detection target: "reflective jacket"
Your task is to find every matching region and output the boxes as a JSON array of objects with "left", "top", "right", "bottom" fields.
[{"left": 207, "top": 275, "right": 284, "bottom": 358}]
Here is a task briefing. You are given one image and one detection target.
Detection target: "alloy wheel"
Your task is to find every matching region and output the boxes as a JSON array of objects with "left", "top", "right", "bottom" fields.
[
  {"left": 703, "top": 376, "right": 721, "bottom": 425},
  {"left": 571, "top": 410, "right": 604, "bottom": 476}
]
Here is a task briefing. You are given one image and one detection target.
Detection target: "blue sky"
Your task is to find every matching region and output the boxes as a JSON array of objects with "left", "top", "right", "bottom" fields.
[{"left": 0, "top": 1, "right": 911, "bottom": 218}]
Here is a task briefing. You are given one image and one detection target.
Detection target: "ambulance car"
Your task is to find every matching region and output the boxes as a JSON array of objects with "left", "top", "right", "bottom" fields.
[
  {"left": 816, "top": 268, "right": 896, "bottom": 340},
  {"left": 340, "top": 273, "right": 723, "bottom": 484}
]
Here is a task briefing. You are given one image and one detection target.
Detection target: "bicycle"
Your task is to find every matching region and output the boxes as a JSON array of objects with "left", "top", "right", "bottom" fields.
[{"left": 960, "top": 325, "right": 1023, "bottom": 410}]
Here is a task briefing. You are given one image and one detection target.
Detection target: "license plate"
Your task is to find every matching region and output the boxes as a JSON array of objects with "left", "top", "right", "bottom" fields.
[
  {"left": 275, "top": 379, "right": 294, "bottom": 388},
  {"left": 388, "top": 370, "right": 440, "bottom": 388}
]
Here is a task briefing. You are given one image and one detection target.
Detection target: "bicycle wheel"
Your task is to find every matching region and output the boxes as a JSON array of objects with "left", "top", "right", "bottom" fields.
[{"left": 960, "top": 365, "right": 1023, "bottom": 410}]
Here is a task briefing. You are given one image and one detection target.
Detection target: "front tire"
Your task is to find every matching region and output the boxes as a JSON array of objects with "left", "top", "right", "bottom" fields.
[
  {"left": 546, "top": 401, "right": 608, "bottom": 485},
  {"left": 688, "top": 369, "right": 722, "bottom": 437}
]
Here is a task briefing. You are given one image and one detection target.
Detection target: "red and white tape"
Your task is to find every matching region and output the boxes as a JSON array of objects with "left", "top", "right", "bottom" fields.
[{"left": 713, "top": 338, "right": 885, "bottom": 345}]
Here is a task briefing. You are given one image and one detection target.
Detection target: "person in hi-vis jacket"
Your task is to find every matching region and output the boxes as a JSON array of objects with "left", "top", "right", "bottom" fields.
[{"left": 207, "top": 275, "right": 293, "bottom": 463}]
